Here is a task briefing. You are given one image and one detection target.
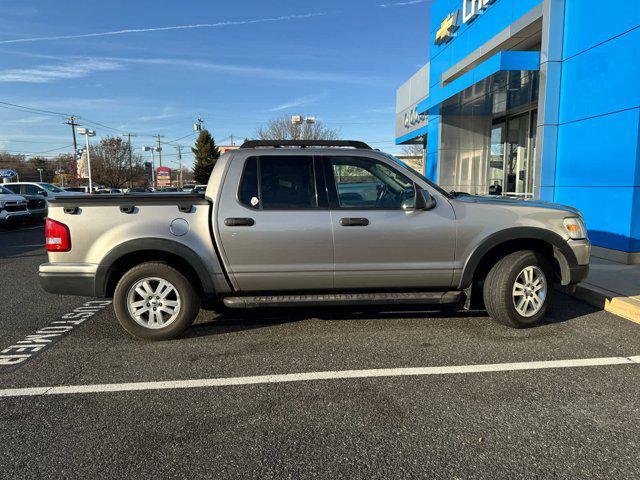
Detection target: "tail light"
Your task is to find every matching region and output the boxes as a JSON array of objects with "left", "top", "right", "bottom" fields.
[{"left": 45, "top": 218, "right": 71, "bottom": 252}]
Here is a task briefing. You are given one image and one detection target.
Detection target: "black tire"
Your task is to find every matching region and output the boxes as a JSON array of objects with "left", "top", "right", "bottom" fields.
[
  {"left": 113, "top": 262, "right": 200, "bottom": 340},
  {"left": 483, "top": 250, "right": 554, "bottom": 328}
]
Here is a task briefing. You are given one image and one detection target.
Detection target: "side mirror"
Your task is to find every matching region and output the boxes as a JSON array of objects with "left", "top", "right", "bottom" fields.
[{"left": 414, "top": 188, "right": 436, "bottom": 210}]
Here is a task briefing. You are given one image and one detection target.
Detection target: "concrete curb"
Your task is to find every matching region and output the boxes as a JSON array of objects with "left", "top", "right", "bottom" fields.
[{"left": 564, "top": 283, "right": 640, "bottom": 325}]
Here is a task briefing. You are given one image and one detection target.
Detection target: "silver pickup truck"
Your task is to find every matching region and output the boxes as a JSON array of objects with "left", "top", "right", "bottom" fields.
[{"left": 40, "top": 140, "right": 590, "bottom": 340}]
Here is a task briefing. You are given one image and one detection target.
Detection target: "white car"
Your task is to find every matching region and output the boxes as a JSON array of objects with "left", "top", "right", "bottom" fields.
[
  {"left": 3, "top": 182, "right": 84, "bottom": 200},
  {"left": 0, "top": 185, "right": 28, "bottom": 225}
]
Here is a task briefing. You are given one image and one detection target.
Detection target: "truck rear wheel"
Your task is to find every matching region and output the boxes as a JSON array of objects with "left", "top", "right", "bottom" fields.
[
  {"left": 483, "top": 250, "right": 554, "bottom": 328},
  {"left": 113, "top": 262, "right": 200, "bottom": 341}
]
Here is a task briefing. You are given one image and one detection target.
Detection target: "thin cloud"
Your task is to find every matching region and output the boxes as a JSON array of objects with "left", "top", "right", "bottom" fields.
[
  {"left": 110, "top": 56, "right": 385, "bottom": 85},
  {"left": 137, "top": 106, "right": 179, "bottom": 123},
  {"left": 6, "top": 115, "right": 51, "bottom": 125},
  {"left": 379, "top": 0, "right": 428, "bottom": 7},
  {"left": 0, "top": 59, "right": 122, "bottom": 83},
  {"left": 0, "top": 13, "right": 327, "bottom": 45},
  {"left": 269, "top": 94, "right": 324, "bottom": 112}
]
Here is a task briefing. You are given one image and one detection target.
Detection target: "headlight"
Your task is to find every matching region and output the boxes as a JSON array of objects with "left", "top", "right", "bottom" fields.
[{"left": 563, "top": 217, "right": 587, "bottom": 240}]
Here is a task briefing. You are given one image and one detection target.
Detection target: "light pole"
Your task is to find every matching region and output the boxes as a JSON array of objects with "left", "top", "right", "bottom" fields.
[
  {"left": 143, "top": 146, "right": 160, "bottom": 189},
  {"left": 37, "top": 168, "right": 43, "bottom": 182},
  {"left": 291, "top": 115, "right": 315, "bottom": 139},
  {"left": 77, "top": 128, "right": 96, "bottom": 192}
]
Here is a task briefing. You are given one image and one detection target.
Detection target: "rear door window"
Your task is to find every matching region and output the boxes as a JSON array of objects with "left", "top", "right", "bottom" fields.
[{"left": 238, "top": 156, "right": 317, "bottom": 210}]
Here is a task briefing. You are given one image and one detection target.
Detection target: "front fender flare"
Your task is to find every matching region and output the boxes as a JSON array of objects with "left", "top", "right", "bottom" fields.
[{"left": 459, "top": 227, "right": 578, "bottom": 289}]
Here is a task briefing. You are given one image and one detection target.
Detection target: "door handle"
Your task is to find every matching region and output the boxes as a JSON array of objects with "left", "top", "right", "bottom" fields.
[
  {"left": 224, "top": 217, "right": 255, "bottom": 227},
  {"left": 340, "top": 217, "right": 369, "bottom": 227}
]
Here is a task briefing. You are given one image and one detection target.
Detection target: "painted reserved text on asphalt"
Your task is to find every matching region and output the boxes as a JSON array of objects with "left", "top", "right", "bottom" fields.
[{"left": 0, "top": 300, "right": 112, "bottom": 367}]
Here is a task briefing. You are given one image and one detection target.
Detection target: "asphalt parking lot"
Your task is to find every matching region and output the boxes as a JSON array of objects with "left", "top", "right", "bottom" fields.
[{"left": 1, "top": 225, "right": 639, "bottom": 479}]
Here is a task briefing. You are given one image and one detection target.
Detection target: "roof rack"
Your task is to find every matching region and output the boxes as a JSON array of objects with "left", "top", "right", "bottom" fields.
[{"left": 240, "top": 140, "right": 372, "bottom": 150}]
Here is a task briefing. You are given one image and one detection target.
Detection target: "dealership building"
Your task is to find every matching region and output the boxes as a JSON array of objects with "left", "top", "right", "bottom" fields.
[{"left": 396, "top": 0, "right": 640, "bottom": 263}]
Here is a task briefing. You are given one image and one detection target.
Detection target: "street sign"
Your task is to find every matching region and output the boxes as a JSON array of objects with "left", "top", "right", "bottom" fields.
[
  {"left": 0, "top": 169, "right": 17, "bottom": 179},
  {"left": 156, "top": 166, "right": 171, "bottom": 187}
]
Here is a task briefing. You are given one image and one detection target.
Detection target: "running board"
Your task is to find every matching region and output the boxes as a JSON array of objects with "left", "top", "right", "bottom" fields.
[{"left": 223, "top": 291, "right": 464, "bottom": 309}]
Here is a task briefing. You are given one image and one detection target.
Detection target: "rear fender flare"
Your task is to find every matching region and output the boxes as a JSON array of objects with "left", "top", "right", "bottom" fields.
[{"left": 95, "top": 238, "right": 216, "bottom": 297}]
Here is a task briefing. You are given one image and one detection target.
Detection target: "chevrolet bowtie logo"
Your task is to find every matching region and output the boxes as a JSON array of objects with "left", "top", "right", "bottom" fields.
[{"left": 435, "top": 10, "right": 460, "bottom": 45}]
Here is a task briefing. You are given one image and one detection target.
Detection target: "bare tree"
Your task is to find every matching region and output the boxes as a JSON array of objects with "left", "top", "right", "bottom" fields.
[
  {"left": 400, "top": 143, "right": 425, "bottom": 173},
  {"left": 255, "top": 116, "right": 339, "bottom": 141},
  {"left": 90, "top": 136, "right": 147, "bottom": 188},
  {"left": 401, "top": 144, "right": 424, "bottom": 157}
]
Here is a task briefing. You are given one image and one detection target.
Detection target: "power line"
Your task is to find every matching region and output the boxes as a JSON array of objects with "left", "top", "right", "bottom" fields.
[
  {"left": 0, "top": 100, "right": 71, "bottom": 117},
  {"left": 0, "top": 138, "right": 70, "bottom": 145},
  {"left": 0, "top": 144, "right": 73, "bottom": 155}
]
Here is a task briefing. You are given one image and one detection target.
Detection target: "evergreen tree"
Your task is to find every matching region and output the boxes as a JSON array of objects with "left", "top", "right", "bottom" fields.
[{"left": 191, "top": 129, "right": 220, "bottom": 184}]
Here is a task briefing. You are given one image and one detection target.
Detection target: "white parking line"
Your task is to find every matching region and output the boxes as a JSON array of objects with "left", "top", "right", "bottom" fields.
[{"left": 1, "top": 355, "right": 638, "bottom": 398}]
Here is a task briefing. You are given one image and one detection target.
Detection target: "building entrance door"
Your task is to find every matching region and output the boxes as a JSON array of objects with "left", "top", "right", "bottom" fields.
[{"left": 489, "top": 110, "right": 536, "bottom": 196}]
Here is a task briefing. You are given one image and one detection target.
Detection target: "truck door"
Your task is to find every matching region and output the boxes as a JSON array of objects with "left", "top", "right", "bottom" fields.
[
  {"left": 216, "top": 154, "right": 334, "bottom": 292},
  {"left": 322, "top": 154, "right": 456, "bottom": 289}
]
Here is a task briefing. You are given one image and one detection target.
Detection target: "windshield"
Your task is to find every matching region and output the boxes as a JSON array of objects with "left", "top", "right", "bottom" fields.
[
  {"left": 40, "top": 183, "right": 63, "bottom": 193},
  {"left": 0, "top": 185, "right": 13, "bottom": 195},
  {"left": 382, "top": 153, "right": 452, "bottom": 198}
]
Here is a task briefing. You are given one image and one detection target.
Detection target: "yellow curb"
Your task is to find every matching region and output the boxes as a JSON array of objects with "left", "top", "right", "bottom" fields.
[{"left": 569, "top": 283, "right": 640, "bottom": 325}]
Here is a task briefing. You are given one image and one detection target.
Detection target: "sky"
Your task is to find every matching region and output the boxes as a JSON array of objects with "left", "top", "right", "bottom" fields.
[{"left": 0, "top": 0, "right": 431, "bottom": 170}]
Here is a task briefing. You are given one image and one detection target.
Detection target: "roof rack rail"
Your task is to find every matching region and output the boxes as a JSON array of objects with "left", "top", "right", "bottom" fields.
[{"left": 240, "top": 140, "right": 372, "bottom": 150}]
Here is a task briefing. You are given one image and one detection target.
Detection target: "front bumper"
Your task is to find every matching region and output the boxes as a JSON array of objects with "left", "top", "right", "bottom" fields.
[
  {"left": 39, "top": 263, "right": 98, "bottom": 297},
  {"left": 555, "top": 239, "right": 590, "bottom": 286},
  {"left": 0, "top": 210, "right": 29, "bottom": 224}
]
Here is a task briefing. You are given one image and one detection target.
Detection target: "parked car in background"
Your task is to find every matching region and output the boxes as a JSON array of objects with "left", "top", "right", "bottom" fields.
[
  {"left": 182, "top": 184, "right": 195, "bottom": 192},
  {"left": 191, "top": 184, "right": 207, "bottom": 193},
  {"left": 95, "top": 188, "right": 122, "bottom": 194},
  {"left": 0, "top": 185, "right": 29, "bottom": 226},
  {"left": 128, "top": 187, "right": 153, "bottom": 193},
  {"left": 23, "top": 193, "right": 47, "bottom": 222},
  {"left": 3, "top": 182, "right": 84, "bottom": 200},
  {"left": 40, "top": 140, "right": 590, "bottom": 341},
  {"left": 64, "top": 186, "right": 91, "bottom": 193}
]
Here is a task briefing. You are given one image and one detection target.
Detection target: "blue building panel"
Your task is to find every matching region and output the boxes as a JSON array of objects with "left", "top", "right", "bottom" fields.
[
  {"left": 419, "top": 50, "right": 540, "bottom": 114},
  {"left": 555, "top": 108, "right": 640, "bottom": 188},
  {"left": 559, "top": 26, "right": 640, "bottom": 125},
  {"left": 429, "top": 0, "right": 543, "bottom": 91},
  {"left": 563, "top": 0, "right": 640, "bottom": 60},
  {"left": 554, "top": 186, "right": 637, "bottom": 251},
  {"left": 395, "top": 125, "right": 428, "bottom": 145}
]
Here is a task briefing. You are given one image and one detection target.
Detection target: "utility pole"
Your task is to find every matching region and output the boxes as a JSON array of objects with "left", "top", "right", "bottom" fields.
[
  {"left": 230, "top": 134, "right": 235, "bottom": 146},
  {"left": 156, "top": 134, "right": 163, "bottom": 167},
  {"left": 65, "top": 116, "right": 79, "bottom": 183},
  {"left": 65, "top": 116, "right": 79, "bottom": 155},
  {"left": 127, "top": 133, "right": 134, "bottom": 189},
  {"left": 194, "top": 115, "right": 203, "bottom": 132},
  {"left": 176, "top": 146, "right": 183, "bottom": 188}
]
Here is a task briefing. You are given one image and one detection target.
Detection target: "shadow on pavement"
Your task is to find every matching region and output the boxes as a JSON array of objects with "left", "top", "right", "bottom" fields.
[
  {"left": 184, "top": 294, "right": 597, "bottom": 339},
  {"left": 0, "top": 223, "right": 45, "bottom": 260}
]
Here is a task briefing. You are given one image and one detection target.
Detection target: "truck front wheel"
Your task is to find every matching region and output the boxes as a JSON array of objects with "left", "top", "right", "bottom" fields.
[
  {"left": 483, "top": 250, "right": 554, "bottom": 328},
  {"left": 113, "top": 262, "right": 200, "bottom": 340}
]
